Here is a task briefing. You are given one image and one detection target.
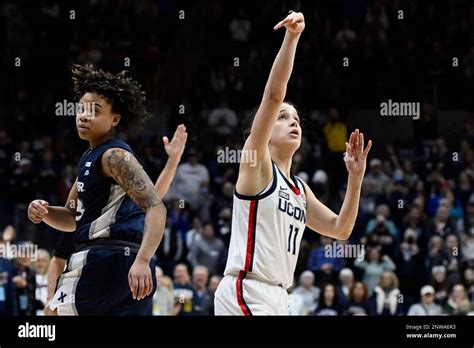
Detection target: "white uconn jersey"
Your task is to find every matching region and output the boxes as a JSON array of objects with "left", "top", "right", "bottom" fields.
[{"left": 224, "top": 163, "right": 307, "bottom": 288}]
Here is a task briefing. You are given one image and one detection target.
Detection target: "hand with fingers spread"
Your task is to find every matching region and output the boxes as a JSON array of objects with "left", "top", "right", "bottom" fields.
[
  {"left": 273, "top": 11, "right": 305, "bottom": 34},
  {"left": 163, "top": 124, "right": 188, "bottom": 163},
  {"left": 27, "top": 199, "right": 49, "bottom": 224},
  {"left": 128, "top": 257, "right": 153, "bottom": 301},
  {"left": 344, "top": 129, "right": 373, "bottom": 179}
]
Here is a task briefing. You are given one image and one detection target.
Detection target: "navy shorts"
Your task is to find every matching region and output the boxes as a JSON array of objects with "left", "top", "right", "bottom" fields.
[{"left": 50, "top": 245, "right": 156, "bottom": 315}]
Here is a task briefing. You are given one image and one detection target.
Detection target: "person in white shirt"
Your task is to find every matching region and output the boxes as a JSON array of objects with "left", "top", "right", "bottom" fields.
[{"left": 407, "top": 285, "right": 444, "bottom": 315}]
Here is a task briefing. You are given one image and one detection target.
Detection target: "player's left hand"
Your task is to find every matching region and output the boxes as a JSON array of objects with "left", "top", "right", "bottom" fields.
[
  {"left": 344, "top": 129, "right": 372, "bottom": 180},
  {"left": 163, "top": 124, "right": 187, "bottom": 163},
  {"left": 128, "top": 258, "right": 153, "bottom": 301}
]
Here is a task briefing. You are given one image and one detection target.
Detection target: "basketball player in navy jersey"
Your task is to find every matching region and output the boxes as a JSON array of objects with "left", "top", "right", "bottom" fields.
[
  {"left": 27, "top": 65, "right": 175, "bottom": 315},
  {"left": 42, "top": 124, "right": 188, "bottom": 315},
  {"left": 214, "top": 11, "right": 373, "bottom": 315}
]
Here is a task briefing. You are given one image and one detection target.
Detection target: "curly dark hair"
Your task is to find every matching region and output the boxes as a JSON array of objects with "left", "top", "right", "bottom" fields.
[{"left": 72, "top": 64, "right": 150, "bottom": 134}]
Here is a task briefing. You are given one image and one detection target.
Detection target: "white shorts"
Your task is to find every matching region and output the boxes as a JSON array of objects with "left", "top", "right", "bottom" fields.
[{"left": 214, "top": 273, "right": 289, "bottom": 315}]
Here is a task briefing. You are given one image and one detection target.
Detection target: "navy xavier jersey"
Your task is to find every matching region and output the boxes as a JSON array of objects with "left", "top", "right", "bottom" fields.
[{"left": 73, "top": 138, "right": 145, "bottom": 245}]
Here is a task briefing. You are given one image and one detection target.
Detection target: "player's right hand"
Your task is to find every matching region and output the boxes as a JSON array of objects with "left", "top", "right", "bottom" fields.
[
  {"left": 273, "top": 11, "right": 305, "bottom": 34},
  {"left": 27, "top": 199, "right": 49, "bottom": 224}
]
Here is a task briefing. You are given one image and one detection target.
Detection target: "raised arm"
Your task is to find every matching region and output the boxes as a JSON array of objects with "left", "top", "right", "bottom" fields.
[
  {"left": 27, "top": 178, "right": 78, "bottom": 232},
  {"left": 237, "top": 11, "right": 305, "bottom": 196},
  {"left": 304, "top": 130, "right": 372, "bottom": 240},
  {"left": 155, "top": 124, "right": 187, "bottom": 198},
  {"left": 102, "top": 148, "right": 167, "bottom": 301}
]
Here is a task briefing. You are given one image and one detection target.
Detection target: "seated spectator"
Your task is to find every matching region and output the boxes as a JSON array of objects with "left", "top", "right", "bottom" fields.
[
  {"left": 425, "top": 235, "right": 449, "bottom": 278},
  {"left": 11, "top": 243, "right": 37, "bottom": 316},
  {"left": 307, "top": 236, "right": 345, "bottom": 286},
  {"left": 0, "top": 243, "right": 17, "bottom": 315},
  {"left": 426, "top": 204, "right": 457, "bottom": 239},
  {"left": 365, "top": 214, "right": 397, "bottom": 257},
  {"left": 431, "top": 265, "right": 449, "bottom": 306},
  {"left": 354, "top": 246, "right": 396, "bottom": 293},
  {"left": 407, "top": 285, "right": 444, "bottom": 315},
  {"left": 444, "top": 283, "right": 474, "bottom": 315},
  {"left": 337, "top": 268, "right": 354, "bottom": 306},
  {"left": 343, "top": 281, "right": 371, "bottom": 316},
  {"left": 314, "top": 283, "right": 343, "bottom": 316},
  {"left": 292, "top": 270, "right": 320, "bottom": 314},
  {"left": 192, "top": 265, "right": 214, "bottom": 316},
  {"left": 463, "top": 268, "right": 474, "bottom": 302},
  {"left": 370, "top": 271, "right": 403, "bottom": 316},
  {"left": 156, "top": 216, "right": 184, "bottom": 277},
  {"left": 208, "top": 275, "right": 222, "bottom": 296},
  {"left": 33, "top": 249, "right": 50, "bottom": 315},
  {"left": 173, "top": 263, "right": 197, "bottom": 316},
  {"left": 187, "top": 222, "right": 225, "bottom": 276},
  {"left": 153, "top": 266, "right": 174, "bottom": 316},
  {"left": 445, "top": 234, "right": 461, "bottom": 285}
]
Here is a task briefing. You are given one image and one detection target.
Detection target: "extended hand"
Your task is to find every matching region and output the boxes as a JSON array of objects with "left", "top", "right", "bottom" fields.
[
  {"left": 344, "top": 129, "right": 372, "bottom": 179},
  {"left": 273, "top": 11, "right": 305, "bottom": 34},
  {"left": 163, "top": 124, "right": 188, "bottom": 163}
]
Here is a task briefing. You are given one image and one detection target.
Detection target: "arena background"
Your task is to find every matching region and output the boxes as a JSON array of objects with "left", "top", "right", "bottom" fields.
[{"left": 0, "top": 0, "right": 473, "bottom": 316}]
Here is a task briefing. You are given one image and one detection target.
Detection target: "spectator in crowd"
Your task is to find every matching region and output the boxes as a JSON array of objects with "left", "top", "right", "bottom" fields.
[
  {"left": 188, "top": 222, "right": 225, "bottom": 276},
  {"left": 314, "top": 283, "right": 343, "bottom": 316},
  {"left": 463, "top": 268, "right": 474, "bottom": 302},
  {"left": 407, "top": 285, "right": 444, "bottom": 315},
  {"left": 171, "top": 150, "right": 210, "bottom": 211},
  {"left": 0, "top": 241, "right": 17, "bottom": 315},
  {"left": 370, "top": 271, "right": 403, "bottom": 316},
  {"left": 156, "top": 217, "right": 184, "bottom": 277},
  {"left": 11, "top": 243, "right": 37, "bottom": 316},
  {"left": 444, "top": 283, "right": 474, "bottom": 315},
  {"left": 431, "top": 265, "right": 449, "bottom": 306},
  {"left": 426, "top": 204, "right": 457, "bottom": 239},
  {"left": 307, "top": 236, "right": 345, "bottom": 286},
  {"left": 364, "top": 159, "right": 391, "bottom": 196},
  {"left": 153, "top": 266, "right": 174, "bottom": 316},
  {"left": 425, "top": 235, "right": 449, "bottom": 275},
  {"left": 208, "top": 275, "right": 222, "bottom": 296},
  {"left": 185, "top": 217, "right": 203, "bottom": 251},
  {"left": 192, "top": 265, "right": 214, "bottom": 316},
  {"left": 354, "top": 246, "right": 396, "bottom": 293},
  {"left": 445, "top": 234, "right": 462, "bottom": 284},
  {"left": 292, "top": 270, "right": 320, "bottom": 315},
  {"left": 33, "top": 249, "right": 50, "bottom": 315},
  {"left": 343, "top": 281, "right": 371, "bottom": 316},
  {"left": 366, "top": 204, "right": 398, "bottom": 237},
  {"left": 396, "top": 228, "right": 424, "bottom": 304},
  {"left": 208, "top": 98, "right": 238, "bottom": 140},
  {"left": 229, "top": 9, "right": 252, "bottom": 42},
  {"left": 172, "top": 263, "right": 196, "bottom": 316},
  {"left": 323, "top": 107, "right": 347, "bottom": 192},
  {"left": 337, "top": 268, "right": 354, "bottom": 306}
]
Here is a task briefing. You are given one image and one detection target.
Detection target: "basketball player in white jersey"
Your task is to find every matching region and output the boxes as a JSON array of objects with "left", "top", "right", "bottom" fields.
[{"left": 214, "top": 11, "right": 372, "bottom": 315}]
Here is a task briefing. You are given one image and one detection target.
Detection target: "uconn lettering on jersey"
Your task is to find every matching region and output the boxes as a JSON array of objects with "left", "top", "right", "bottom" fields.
[{"left": 277, "top": 189, "right": 306, "bottom": 223}]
